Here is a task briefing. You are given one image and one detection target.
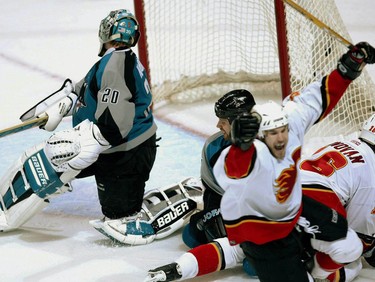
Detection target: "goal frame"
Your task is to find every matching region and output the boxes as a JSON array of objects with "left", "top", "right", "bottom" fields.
[
  {"left": 132, "top": 0, "right": 375, "bottom": 141},
  {"left": 134, "top": 0, "right": 292, "bottom": 100}
]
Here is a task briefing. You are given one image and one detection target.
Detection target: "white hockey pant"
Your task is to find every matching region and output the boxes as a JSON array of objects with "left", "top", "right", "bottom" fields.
[{"left": 310, "top": 228, "right": 363, "bottom": 279}]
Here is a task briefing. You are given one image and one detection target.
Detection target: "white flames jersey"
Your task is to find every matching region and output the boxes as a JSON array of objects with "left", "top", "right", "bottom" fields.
[
  {"left": 300, "top": 139, "right": 375, "bottom": 238},
  {"left": 213, "top": 70, "right": 352, "bottom": 245}
]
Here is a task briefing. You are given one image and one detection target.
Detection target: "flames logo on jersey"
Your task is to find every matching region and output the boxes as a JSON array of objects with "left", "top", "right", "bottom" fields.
[
  {"left": 288, "top": 91, "right": 301, "bottom": 101},
  {"left": 274, "top": 148, "right": 301, "bottom": 203}
]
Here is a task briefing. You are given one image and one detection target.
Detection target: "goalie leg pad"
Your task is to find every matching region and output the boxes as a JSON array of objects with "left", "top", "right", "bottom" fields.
[
  {"left": 89, "top": 178, "right": 204, "bottom": 244},
  {"left": 142, "top": 177, "right": 204, "bottom": 239},
  {"left": 0, "top": 143, "right": 70, "bottom": 231},
  {"left": 0, "top": 193, "right": 48, "bottom": 232}
]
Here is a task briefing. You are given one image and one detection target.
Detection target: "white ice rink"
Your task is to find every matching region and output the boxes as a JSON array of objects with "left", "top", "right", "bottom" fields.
[{"left": 0, "top": 0, "right": 374, "bottom": 281}]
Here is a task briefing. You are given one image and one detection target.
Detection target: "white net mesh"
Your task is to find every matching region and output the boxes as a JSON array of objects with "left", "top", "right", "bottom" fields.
[
  {"left": 284, "top": 0, "right": 375, "bottom": 138},
  {"left": 138, "top": 0, "right": 375, "bottom": 138},
  {"left": 140, "top": 0, "right": 281, "bottom": 103}
]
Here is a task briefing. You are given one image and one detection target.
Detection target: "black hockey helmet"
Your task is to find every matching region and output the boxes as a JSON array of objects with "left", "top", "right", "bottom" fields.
[{"left": 214, "top": 89, "right": 256, "bottom": 123}]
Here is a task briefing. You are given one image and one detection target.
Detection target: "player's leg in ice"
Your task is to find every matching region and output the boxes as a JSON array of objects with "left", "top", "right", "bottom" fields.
[
  {"left": 90, "top": 177, "right": 204, "bottom": 245},
  {"left": 145, "top": 237, "right": 246, "bottom": 282},
  {"left": 0, "top": 143, "right": 73, "bottom": 231}
]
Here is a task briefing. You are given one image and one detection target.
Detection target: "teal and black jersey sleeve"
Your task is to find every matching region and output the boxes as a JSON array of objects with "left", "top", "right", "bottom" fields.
[
  {"left": 200, "top": 132, "right": 232, "bottom": 195},
  {"left": 73, "top": 48, "right": 156, "bottom": 151}
]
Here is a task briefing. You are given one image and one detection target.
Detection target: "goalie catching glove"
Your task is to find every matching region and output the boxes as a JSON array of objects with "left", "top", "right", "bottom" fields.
[
  {"left": 44, "top": 119, "right": 111, "bottom": 183},
  {"left": 337, "top": 41, "right": 375, "bottom": 80},
  {"left": 89, "top": 178, "right": 204, "bottom": 245}
]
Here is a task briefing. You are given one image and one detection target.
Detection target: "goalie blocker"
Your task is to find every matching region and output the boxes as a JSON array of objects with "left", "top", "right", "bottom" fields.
[{"left": 90, "top": 177, "right": 204, "bottom": 245}]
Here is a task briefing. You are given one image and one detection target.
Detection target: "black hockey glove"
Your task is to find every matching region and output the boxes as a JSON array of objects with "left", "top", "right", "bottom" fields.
[
  {"left": 231, "top": 112, "right": 261, "bottom": 151},
  {"left": 337, "top": 41, "right": 375, "bottom": 80}
]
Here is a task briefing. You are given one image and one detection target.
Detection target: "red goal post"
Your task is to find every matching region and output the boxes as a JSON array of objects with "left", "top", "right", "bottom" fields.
[{"left": 134, "top": 0, "right": 375, "bottom": 139}]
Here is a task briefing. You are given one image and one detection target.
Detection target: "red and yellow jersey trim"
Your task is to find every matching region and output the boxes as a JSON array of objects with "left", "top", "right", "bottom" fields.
[
  {"left": 224, "top": 206, "right": 302, "bottom": 245},
  {"left": 318, "top": 70, "right": 351, "bottom": 122},
  {"left": 302, "top": 184, "right": 347, "bottom": 217}
]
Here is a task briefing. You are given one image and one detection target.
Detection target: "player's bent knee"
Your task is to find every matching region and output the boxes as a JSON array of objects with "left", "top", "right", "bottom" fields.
[
  {"left": 214, "top": 237, "right": 246, "bottom": 268},
  {"left": 332, "top": 229, "right": 363, "bottom": 263},
  {"left": 313, "top": 228, "right": 363, "bottom": 264}
]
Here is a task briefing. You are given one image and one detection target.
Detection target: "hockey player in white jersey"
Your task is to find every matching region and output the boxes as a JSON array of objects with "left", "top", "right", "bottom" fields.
[
  {"left": 145, "top": 42, "right": 375, "bottom": 282},
  {"left": 143, "top": 115, "right": 375, "bottom": 282},
  {"left": 298, "top": 113, "right": 375, "bottom": 281}
]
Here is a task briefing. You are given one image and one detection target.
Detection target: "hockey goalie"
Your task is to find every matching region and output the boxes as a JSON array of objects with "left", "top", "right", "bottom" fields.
[
  {"left": 0, "top": 79, "right": 204, "bottom": 246},
  {"left": 0, "top": 125, "right": 204, "bottom": 244}
]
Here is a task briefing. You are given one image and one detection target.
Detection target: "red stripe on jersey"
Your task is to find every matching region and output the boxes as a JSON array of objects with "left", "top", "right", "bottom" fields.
[
  {"left": 302, "top": 186, "right": 347, "bottom": 217},
  {"left": 189, "top": 242, "right": 222, "bottom": 276},
  {"left": 320, "top": 70, "right": 351, "bottom": 121},
  {"left": 224, "top": 145, "right": 255, "bottom": 178},
  {"left": 225, "top": 207, "right": 302, "bottom": 245}
]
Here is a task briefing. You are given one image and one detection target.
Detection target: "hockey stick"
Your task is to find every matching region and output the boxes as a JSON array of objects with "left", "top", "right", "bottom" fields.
[
  {"left": 0, "top": 115, "right": 48, "bottom": 138},
  {"left": 283, "top": 0, "right": 353, "bottom": 48}
]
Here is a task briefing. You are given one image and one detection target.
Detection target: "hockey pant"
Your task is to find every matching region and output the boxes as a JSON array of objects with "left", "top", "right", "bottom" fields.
[
  {"left": 300, "top": 194, "right": 362, "bottom": 280},
  {"left": 309, "top": 228, "right": 363, "bottom": 280},
  {"left": 240, "top": 229, "right": 311, "bottom": 282}
]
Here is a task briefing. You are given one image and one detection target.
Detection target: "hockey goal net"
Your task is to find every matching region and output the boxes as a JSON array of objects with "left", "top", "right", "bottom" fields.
[{"left": 134, "top": 0, "right": 375, "bottom": 139}]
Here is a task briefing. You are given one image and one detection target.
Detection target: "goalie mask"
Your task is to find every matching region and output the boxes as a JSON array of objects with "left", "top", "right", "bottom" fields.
[
  {"left": 214, "top": 89, "right": 256, "bottom": 124},
  {"left": 359, "top": 113, "right": 375, "bottom": 145},
  {"left": 98, "top": 9, "right": 140, "bottom": 57}
]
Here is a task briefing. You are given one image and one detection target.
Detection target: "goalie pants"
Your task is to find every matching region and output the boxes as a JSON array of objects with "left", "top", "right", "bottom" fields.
[{"left": 77, "top": 134, "right": 157, "bottom": 219}]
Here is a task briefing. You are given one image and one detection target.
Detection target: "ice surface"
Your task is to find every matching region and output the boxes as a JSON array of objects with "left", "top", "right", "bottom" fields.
[{"left": 0, "top": 0, "right": 374, "bottom": 281}]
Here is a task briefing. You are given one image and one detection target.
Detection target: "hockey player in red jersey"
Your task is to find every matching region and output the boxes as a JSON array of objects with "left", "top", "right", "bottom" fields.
[{"left": 145, "top": 42, "right": 375, "bottom": 282}]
